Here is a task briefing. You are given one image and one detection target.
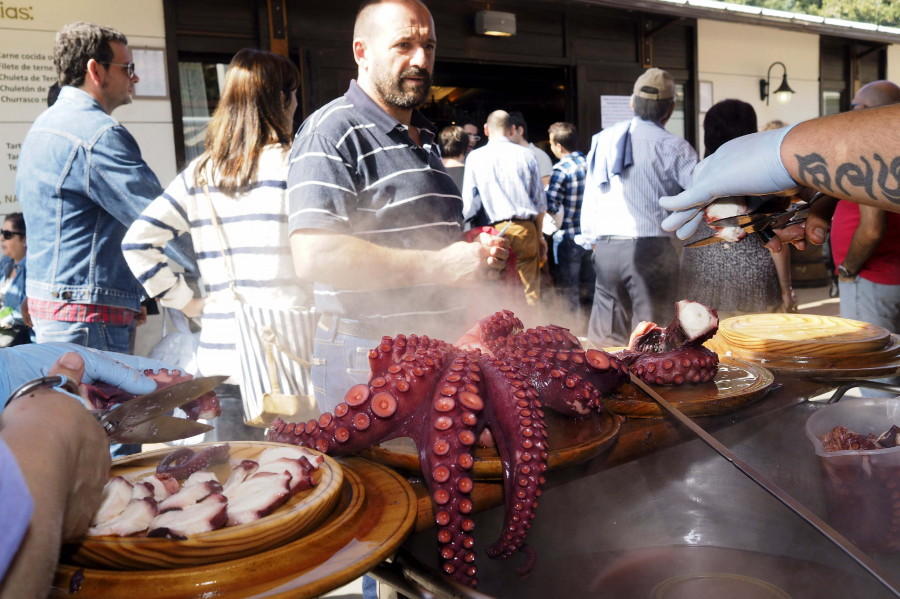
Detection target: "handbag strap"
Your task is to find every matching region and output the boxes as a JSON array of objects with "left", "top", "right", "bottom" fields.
[{"left": 201, "top": 181, "right": 246, "bottom": 304}]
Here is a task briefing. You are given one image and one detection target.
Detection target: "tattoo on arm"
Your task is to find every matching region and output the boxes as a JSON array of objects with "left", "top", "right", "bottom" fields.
[{"left": 795, "top": 152, "right": 900, "bottom": 206}]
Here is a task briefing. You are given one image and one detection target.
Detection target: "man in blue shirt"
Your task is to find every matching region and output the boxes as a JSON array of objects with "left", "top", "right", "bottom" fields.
[
  {"left": 546, "top": 122, "right": 593, "bottom": 333},
  {"left": 15, "top": 22, "right": 197, "bottom": 356}
]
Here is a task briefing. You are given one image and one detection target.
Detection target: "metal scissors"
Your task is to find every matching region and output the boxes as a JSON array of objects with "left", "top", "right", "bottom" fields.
[
  {"left": 91, "top": 374, "right": 226, "bottom": 443},
  {"left": 684, "top": 193, "right": 823, "bottom": 248}
]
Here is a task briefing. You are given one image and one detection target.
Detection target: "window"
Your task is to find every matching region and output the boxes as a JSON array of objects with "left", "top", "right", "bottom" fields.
[{"left": 178, "top": 61, "right": 229, "bottom": 163}]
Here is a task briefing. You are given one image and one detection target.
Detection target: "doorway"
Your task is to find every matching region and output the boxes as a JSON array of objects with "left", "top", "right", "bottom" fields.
[{"left": 420, "top": 61, "right": 568, "bottom": 150}]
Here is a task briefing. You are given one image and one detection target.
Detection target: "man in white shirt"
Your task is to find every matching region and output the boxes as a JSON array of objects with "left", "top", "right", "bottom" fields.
[
  {"left": 581, "top": 68, "right": 698, "bottom": 347},
  {"left": 462, "top": 110, "right": 547, "bottom": 307}
]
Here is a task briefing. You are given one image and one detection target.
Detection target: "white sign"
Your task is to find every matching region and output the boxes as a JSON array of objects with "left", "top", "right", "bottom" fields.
[
  {"left": 133, "top": 47, "right": 168, "bottom": 98},
  {"left": 601, "top": 95, "right": 634, "bottom": 129}
]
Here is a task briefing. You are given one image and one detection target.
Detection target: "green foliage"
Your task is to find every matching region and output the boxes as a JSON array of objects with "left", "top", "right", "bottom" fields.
[{"left": 726, "top": 0, "right": 900, "bottom": 27}]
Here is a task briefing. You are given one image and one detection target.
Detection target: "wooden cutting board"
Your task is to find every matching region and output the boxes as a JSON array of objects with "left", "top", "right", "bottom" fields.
[{"left": 717, "top": 314, "right": 891, "bottom": 357}]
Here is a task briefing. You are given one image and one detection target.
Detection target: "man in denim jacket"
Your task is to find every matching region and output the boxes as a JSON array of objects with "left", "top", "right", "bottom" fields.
[{"left": 15, "top": 22, "right": 197, "bottom": 355}]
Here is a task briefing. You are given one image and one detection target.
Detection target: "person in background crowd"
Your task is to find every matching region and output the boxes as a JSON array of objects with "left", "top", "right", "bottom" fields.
[
  {"left": 287, "top": 0, "right": 508, "bottom": 414},
  {"left": 463, "top": 121, "right": 481, "bottom": 153},
  {"left": 16, "top": 22, "right": 199, "bottom": 456},
  {"left": 830, "top": 80, "right": 900, "bottom": 395},
  {"left": 679, "top": 99, "right": 796, "bottom": 317},
  {"left": 581, "top": 68, "right": 698, "bottom": 347},
  {"left": 545, "top": 122, "right": 593, "bottom": 333},
  {"left": 15, "top": 22, "right": 198, "bottom": 355},
  {"left": 0, "top": 213, "right": 32, "bottom": 347},
  {"left": 761, "top": 119, "right": 787, "bottom": 132},
  {"left": 509, "top": 111, "right": 554, "bottom": 186},
  {"left": 0, "top": 346, "right": 193, "bottom": 598},
  {"left": 123, "top": 48, "right": 310, "bottom": 442},
  {"left": 463, "top": 110, "right": 547, "bottom": 309},
  {"left": 439, "top": 125, "right": 468, "bottom": 191}
]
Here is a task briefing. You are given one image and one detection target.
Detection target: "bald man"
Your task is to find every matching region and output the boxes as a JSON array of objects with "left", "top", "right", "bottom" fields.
[
  {"left": 829, "top": 80, "right": 900, "bottom": 395},
  {"left": 286, "top": 0, "right": 509, "bottom": 414}
]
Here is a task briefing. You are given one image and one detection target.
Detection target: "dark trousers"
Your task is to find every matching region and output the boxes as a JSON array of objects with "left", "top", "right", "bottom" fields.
[{"left": 588, "top": 236, "right": 679, "bottom": 348}]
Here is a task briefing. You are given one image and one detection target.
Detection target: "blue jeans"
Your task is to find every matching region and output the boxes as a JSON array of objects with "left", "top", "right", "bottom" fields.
[
  {"left": 839, "top": 277, "right": 900, "bottom": 397},
  {"left": 32, "top": 317, "right": 133, "bottom": 354},
  {"left": 311, "top": 320, "right": 377, "bottom": 413},
  {"left": 32, "top": 317, "right": 139, "bottom": 457}
]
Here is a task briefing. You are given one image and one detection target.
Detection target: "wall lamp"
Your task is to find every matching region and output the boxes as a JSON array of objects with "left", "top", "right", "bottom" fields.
[
  {"left": 475, "top": 10, "right": 516, "bottom": 37},
  {"left": 760, "top": 61, "right": 795, "bottom": 105}
]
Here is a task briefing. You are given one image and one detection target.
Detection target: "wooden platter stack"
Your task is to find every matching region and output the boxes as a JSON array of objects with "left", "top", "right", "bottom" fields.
[
  {"left": 52, "top": 443, "right": 418, "bottom": 599},
  {"left": 706, "top": 314, "right": 900, "bottom": 379}
]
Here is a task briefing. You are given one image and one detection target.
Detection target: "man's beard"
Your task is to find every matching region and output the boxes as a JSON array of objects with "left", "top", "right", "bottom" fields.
[{"left": 374, "top": 67, "right": 432, "bottom": 110}]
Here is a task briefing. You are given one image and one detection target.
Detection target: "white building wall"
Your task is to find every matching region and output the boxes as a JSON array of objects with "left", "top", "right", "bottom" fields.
[
  {"left": 888, "top": 45, "right": 900, "bottom": 83},
  {"left": 697, "top": 19, "right": 821, "bottom": 155}
]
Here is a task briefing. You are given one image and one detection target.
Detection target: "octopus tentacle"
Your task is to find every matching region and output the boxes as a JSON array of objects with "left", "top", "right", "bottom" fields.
[
  {"left": 626, "top": 345, "right": 719, "bottom": 385},
  {"left": 156, "top": 444, "right": 230, "bottom": 479},
  {"left": 423, "top": 352, "right": 485, "bottom": 587},
  {"left": 476, "top": 356, "right": 547, "bottom": 573},
  {"left": 268, "top": 346, "right": 450, "bottom": 452}
]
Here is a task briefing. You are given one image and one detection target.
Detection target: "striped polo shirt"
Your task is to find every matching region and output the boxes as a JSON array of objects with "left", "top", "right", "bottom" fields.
[{"left": 287, "top": 80, "right": 466, "bottom": 339}]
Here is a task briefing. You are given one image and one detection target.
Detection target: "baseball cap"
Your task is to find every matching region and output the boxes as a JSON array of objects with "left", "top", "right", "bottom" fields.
[{"left": 633, "top": 68, "right": 675, "bottom": 100}]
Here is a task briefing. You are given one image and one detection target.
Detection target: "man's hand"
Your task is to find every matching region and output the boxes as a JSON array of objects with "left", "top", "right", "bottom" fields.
[
  {"left": 764, "top": 195, "right": 836, "bottom": 253},
  {"left": 0, "top": 343, "right": 191, "bottom": 405},
  {"left": 439, "top": 233, "right": 510, "bottom": 287},
  {"left": 660, "top": 126, "right": 798, "bottom": 239},
  {"left": 0, "top": 352, "right": 110, "bottom": 599}
]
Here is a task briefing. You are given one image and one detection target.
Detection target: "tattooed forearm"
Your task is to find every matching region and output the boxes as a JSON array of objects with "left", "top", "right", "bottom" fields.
[
  {"left": 795, "top": 152, "right": 900, "bottom": 207},
  {"left": 835, "top": 156, "right": 874, "bottom": 201},
  {"left": 795, "top": 152, "right": 832, "bottom": 192}
]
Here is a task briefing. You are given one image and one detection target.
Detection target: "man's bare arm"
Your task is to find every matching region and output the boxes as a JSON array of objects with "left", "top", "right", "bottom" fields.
[
  {"left": 840, "top": 205, "right": 887, "bottom": 276},
  {"left": 291, "top": 231, "right": 508, "bottom": 290}
]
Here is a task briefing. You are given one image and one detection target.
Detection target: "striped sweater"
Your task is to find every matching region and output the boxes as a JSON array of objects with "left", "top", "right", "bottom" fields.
[{"left": 122, "top": 145, "right": 311, "bottom": 381}]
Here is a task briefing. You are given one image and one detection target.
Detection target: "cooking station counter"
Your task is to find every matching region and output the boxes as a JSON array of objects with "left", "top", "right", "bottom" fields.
[{"left": 381, "top": 376, "right": 900, "bottom": 598}]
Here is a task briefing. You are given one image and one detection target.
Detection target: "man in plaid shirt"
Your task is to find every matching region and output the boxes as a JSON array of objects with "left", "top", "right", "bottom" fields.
[{"left": 546, "top": 122, "right": 594, "bottom": 332}]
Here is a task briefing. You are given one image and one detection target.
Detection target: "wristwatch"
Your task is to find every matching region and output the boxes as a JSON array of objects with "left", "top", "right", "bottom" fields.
[{"left": 837, "top": 263, "right": 857, "bottom": 280}]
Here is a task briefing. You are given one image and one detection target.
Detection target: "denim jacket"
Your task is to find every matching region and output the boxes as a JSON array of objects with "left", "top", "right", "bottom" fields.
[
  {"left": 0, "top": 255, "right": 27, "bottom": 328},
  {"left": 15, "top": 86, "right": 197, "bottom": 313}
]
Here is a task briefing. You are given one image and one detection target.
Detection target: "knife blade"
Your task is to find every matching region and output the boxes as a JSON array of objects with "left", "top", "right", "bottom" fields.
[
  {"left": 107, "top": 414, "right": 214, "bottom": 444},
  {"left": 94, "top": 375, "right": 227, "bottom": 436}
]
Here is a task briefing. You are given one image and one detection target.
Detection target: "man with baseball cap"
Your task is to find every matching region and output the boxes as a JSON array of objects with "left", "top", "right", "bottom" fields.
[{"left": 580, "top": 68, "right": 698, "bottom": 347}]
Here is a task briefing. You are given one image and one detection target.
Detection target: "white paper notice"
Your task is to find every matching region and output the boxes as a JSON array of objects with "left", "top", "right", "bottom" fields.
[
  {"left": 133, "top": 48, "right": 167, "bottom": 98},
  {"left": 601, "top": 96, "right": 634, "bottom": 129}
]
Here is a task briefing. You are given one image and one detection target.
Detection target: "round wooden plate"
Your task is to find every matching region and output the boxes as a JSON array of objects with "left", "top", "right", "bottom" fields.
[
  {"left": 52, "top": 457, "right": 417, "bottom": 599},
  {"left": 359, "top": 409, "right": 621, "bottom": 479},
  {"left": 602, "top": 356, "right": 774, "bottom": 418},
  {"left": 709, "top": 333, "right": 900, "bottom": 380},
  {"left": 64, "top": 442, "right": 343, "bottom": 570},
  {"left": 717, "top": 314, "right": 891, "bottom": 357}
]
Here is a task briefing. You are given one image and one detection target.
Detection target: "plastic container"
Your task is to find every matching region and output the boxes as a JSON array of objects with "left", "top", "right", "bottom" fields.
[{"left": 806, "top": 397, "right": 900, "bottom": 552}]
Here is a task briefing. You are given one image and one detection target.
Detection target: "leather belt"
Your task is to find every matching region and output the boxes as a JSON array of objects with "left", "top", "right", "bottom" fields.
[
  {"left": 492, "top": 218, "right": 535, "bottom": 227},
  {"left": 596, "top": 235, "right": 637, "bottom": 241},
  {"left": 318, "top": 313, "right": 380, "bottom": 339}
]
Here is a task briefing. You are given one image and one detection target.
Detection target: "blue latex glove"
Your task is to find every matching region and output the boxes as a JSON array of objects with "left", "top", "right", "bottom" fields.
[
  {"left": 0, "top": 343, "right": 184, "bottom": 406},
  {"left": 659, "top": 125, "right": 799, "bottom": 239}
]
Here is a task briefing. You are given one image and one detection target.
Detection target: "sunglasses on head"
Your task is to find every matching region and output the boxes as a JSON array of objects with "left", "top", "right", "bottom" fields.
[{"left": 1, "top": 230, "right": 23, "bottom": 240}]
